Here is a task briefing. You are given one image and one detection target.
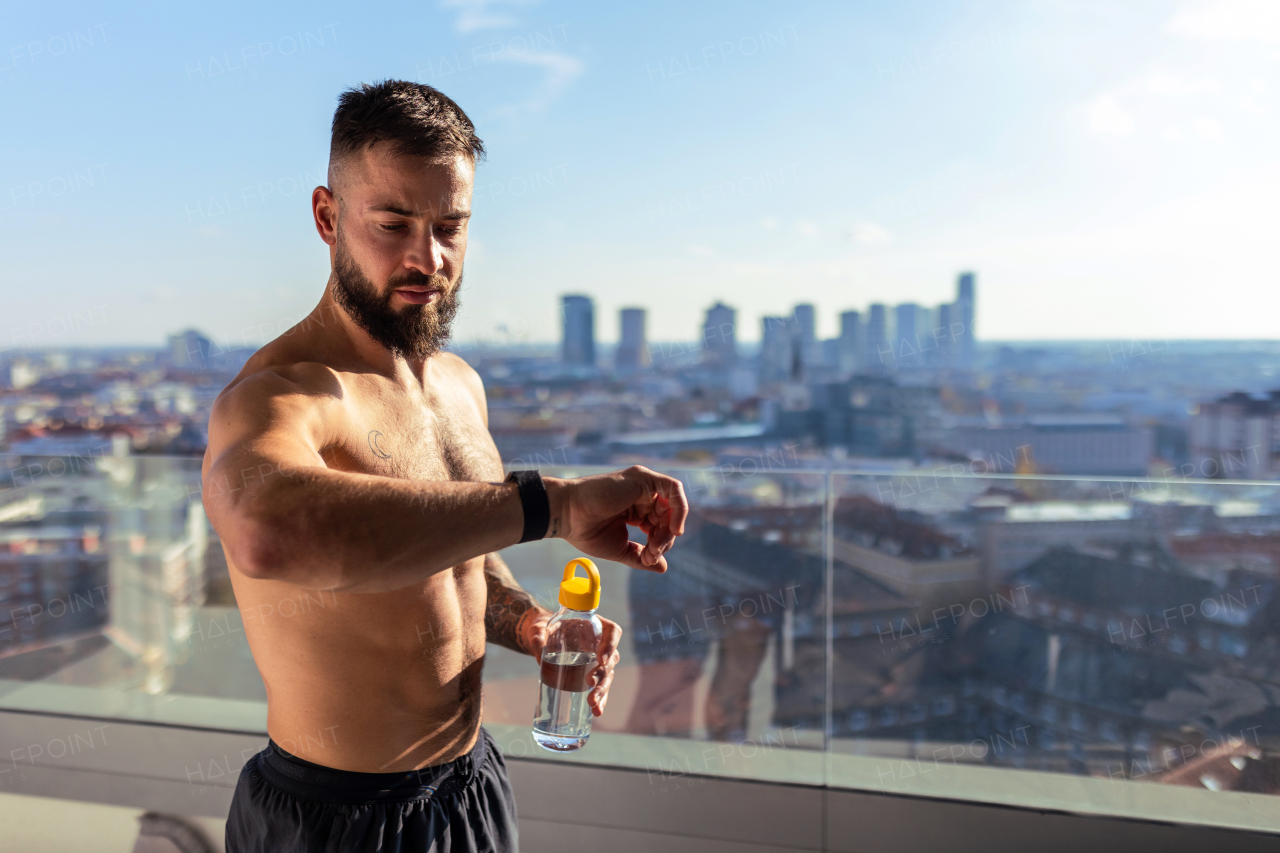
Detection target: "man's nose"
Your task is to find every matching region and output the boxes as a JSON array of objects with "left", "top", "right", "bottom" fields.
[{"left": 404, "top": 230, "right": 444, "bottom": 276}]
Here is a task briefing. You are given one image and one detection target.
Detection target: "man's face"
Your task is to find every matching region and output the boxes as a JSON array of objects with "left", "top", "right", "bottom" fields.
[{"left": 324, "top": 147, "right": 474, "bottom": 359}]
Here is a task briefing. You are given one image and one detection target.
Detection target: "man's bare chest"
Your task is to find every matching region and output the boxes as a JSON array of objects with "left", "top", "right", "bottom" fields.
[{"left": 320, "top": 382, "right": 502, "bottom": 484}]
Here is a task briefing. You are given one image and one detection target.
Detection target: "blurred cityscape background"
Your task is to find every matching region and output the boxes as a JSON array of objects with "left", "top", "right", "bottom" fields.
[
  {"left": 3, "top": 271, "right": 1278, "bottom": 477},
  {"left": 7, "top": 279, "right": 1280, "bottom": 798}
]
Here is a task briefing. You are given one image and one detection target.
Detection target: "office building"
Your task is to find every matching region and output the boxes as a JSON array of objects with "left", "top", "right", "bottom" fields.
[
  {"left": 934, "top": 302, "right": 955, "bottom": 365},
  {"left": 792, "top": 303, "right": 817, "bottom": 368},
  {"left": 956, "top": 271, "right": 976, "bottom": 369},
  {"left": 1190, "top": 391, "right": 1280, "bottom": 479},
  {"left": 561, "top": 295, "right": 596, "bottom": 366},
  {"left": 894, "top": 303, "right": 931, "bottom": 369},
  {"left": 701, "top": 302, "right": 738, "bottom": 367},
  {"left": 616, "top": 307, "right": 650, "bottom": 370},
  {"left": 865, "top": 304, "right": 889, "bottom": 372},
  {"left": 940, "top": 415, "right": 1154, "bottom": 476},
  {"left": 837, "top": 311, "right": 861, "bottom": 377},
  {"left": 760, "top": 315, "right": 798, "bottom": 383},
  {"left": 167, "top": 329, "right": 212, "bottom": 369},
  {"left": 777, "top": 375, "right": 942, "bottom": 456}
]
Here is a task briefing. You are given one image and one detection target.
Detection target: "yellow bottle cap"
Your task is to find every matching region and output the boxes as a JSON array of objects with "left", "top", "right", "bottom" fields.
[{"left": 559, "top": 558, "right": 600, "bottom": 611}]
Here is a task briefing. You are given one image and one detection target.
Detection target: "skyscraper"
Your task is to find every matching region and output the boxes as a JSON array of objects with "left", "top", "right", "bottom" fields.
[
  {"left": 702, "top": 302, "right": 738, "bottom": 366},
  {"left": 760, "top": 315, "right": 794, "bottom": 382},
  {"left": 616, "top": 307, "right": 650, "bottom": 370},
  {"left": 894, "top": 303, "right": 928, "bottom": 369},
  {"left": 561, "top": 295, "right": 595, "bottom": 366},
  {"left": 168, "top": 329, "right": 212, "bottom": 369},
  {"left": 792, "top": 303, "right": 816, "bottom": 368},
  {"left": 955, "top": 271, "right": 976, "bottom": 369},
  {"left": 838, "top": 310, "right": 861, "bottom": 377},
  {"left": 935, "top": 302, "right": 955, "bottom": 365},
  {"left": 865, "top": 304, "right": 890, "bottom": 372}
]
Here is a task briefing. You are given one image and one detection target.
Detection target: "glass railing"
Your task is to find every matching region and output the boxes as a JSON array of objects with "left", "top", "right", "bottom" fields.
[{"left": 2, "top": 452, "right": 1280, "bottom": 833}]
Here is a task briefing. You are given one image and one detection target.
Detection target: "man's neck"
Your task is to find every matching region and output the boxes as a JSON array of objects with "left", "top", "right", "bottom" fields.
[{"left": 310, "top": 288, "right": 432, "bottom": 386}]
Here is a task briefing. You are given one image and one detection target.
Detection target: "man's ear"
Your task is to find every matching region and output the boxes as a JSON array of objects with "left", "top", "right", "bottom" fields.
[{"left": 312, "top": 185, "right": 338, "bottom": 246}]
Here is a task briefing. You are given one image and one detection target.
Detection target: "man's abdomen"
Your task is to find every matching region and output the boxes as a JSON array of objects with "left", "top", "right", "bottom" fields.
[{"left": 229, "top": 556, "right": 489, "bottom": 772}]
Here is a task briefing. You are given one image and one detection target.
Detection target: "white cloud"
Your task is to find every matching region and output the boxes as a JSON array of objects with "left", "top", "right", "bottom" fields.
[
  {"left": 686, "top": 244, "right": 716, "bottom": 258},
  {"left": 1145, "top": 74, "right": 1219, "bottom": 96},
  {"left": 1240, "top": 95, "right": 1267, "bottom": 115},
  {"left": 488, "top": 51, "right": 584, "bottom": 118},
  {"left": 438, "top": 1, "right": 583, "bottom": 118},
  {"left": 760, "top": 217, "right": 779, "bottom": 229},
  {"left": 1192, "top": 115, "right": 1226, "bottom": 140},
  {"left": 1167, "top": 0, "right": 1280, "bottom": 43},
  {"left": 847, "top": 221, "right": 892, "bottom": 245},
  {"left": 797, "top": 221, "right": 819, "bottom": 237},
  {"left": 1088, "top": 95, "right": 1135, "bottom": 136},
  {"left": 441, "top": 0, "right": 531, "bottom": 33}
]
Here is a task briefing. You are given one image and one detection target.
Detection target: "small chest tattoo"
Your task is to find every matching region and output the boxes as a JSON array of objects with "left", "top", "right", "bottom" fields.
[{"left": 367, "top": 430, "right": 392, "bottom": 459}]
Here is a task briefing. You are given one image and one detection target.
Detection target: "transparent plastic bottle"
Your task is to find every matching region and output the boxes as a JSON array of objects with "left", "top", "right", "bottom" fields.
[{"left": 533, "top": 558, "right": 602, "bottom": 752}]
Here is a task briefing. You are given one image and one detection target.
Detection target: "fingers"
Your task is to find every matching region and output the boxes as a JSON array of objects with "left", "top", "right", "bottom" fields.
[
  {"left": 597, "top": 619, "right": 622, "bottom": 664},
  {"left": 528, "top": 624, "right": 547, "bottom": 660},
  {"left": 663, "top": 476, "right": 689, "bottom": 536},
  {"left": 625, "top": 467, "right": 688, "bottom": 560},
  {"left": 642, "top": 472, "right": 688, "bottom": 539},
  {"left": 589, "top": 665, "right": 615, "bottom": 716},
  {"left": 618, "top": 540, "right": 667, "bottom": 573},
  {"left": 589, "top": 621, "right": 623, "bottom": 716}
]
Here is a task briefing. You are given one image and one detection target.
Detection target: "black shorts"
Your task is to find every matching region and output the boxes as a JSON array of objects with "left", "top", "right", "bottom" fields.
[{"left": 225, "top": 726, "right": 518, "bottom": 852}]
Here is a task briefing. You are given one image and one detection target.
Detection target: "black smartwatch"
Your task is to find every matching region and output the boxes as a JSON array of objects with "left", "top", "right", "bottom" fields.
[{"left": 505, "top": 469, "right": 550, "bottom": 543}]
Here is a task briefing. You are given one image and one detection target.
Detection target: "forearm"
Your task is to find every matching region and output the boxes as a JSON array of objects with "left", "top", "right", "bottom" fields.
[
  {"left": 483, "top": 551, "right": 549, "bottom": 655},
  {"left": 219, "top": 464, "right": 538, "bottom": 592}
]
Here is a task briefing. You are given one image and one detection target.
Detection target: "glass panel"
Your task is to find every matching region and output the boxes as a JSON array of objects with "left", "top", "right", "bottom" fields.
[
  {"left": 828, "top": 470, "right": 1280, "bottom": 831},
  {"left": 0, "top": 453, "right": 826, "bottom": 787},
  {"left": 0, "top": 452, "right": 264, "bottom": 731},
  {"left": 6, "top": 448, "right": 1280, "bottom": 829},
  {"left": 482, "top": 465, "right": 826, "bottom": 788}
]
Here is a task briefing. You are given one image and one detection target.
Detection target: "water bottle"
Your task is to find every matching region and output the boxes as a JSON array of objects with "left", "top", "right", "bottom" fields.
[{"left": 533, "top": 558, "right": 602, "bottom": 752}]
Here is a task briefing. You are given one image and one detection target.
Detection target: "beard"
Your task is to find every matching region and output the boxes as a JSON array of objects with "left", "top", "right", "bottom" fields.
[{"left": 330, "top": 235, "right": 461, "bottom": 360}]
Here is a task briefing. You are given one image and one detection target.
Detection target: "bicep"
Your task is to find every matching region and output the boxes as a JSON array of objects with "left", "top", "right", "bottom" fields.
[{"left": 203, "top": 374, "right": 329, "bottom": 517}]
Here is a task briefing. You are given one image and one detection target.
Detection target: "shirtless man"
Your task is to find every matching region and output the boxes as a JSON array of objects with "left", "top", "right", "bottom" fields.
[{"left": 202, "top": 80, "right": 688, "bottom": 853}]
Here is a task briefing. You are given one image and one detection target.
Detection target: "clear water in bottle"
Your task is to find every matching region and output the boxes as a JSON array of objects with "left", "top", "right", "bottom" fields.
[
  {"left": 532, "top": 649, "right": 598, "bottom": 751},
  {"left": 534, "top": 558, "right": 603, "bottom": 752}
]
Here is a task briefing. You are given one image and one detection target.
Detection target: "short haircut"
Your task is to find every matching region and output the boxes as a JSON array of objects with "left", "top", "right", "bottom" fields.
[{"left": 329, "top": 80, "right": 485, "bottom": 185}]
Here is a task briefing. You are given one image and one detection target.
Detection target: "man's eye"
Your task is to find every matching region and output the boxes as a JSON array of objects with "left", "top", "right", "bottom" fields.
[
  {"left": 378, "top": 223, "right": 405, "bottom": 232},
  {"left": 437, "top": 225, "right": 463, "bottom": 235}
]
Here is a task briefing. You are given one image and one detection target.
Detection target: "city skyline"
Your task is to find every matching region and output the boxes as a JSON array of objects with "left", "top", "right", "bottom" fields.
[{"left": 5, "top": 1, "right": 1280, "bottom": 350}]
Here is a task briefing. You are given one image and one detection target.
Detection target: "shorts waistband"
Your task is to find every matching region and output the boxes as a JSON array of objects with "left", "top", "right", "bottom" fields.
[{"left": 255, "top": 726, "right": 490, "bottom": 805}]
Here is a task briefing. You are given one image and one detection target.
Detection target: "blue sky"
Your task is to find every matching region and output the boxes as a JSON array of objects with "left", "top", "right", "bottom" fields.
[{"left": 3, "top": 0, "right": 1279, "bottom": 351}]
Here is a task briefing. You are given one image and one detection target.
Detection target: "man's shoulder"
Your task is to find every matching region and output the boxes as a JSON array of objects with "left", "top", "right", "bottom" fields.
[
  {"left": 435, "top": 350, "right": 477, "bottom": 375},
  {"left": 435, "top": 351, "right": 484, "bottom": 398},
  {"left": 213, "top": 359, "right": 343, "bottom": 420}
]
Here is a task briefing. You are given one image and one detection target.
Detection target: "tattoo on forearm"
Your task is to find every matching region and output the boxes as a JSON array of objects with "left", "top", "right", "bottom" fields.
[
  {"left": 484, "top": 554, "right": 541, "bottom": 654},
  {"left": 549, "top": 516, "right": 559, "bottom": 538}
]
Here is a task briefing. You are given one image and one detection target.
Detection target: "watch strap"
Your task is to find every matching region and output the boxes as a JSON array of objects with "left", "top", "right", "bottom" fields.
[{"left": 505, "top": 469, "right": 550, "bottom": 544}]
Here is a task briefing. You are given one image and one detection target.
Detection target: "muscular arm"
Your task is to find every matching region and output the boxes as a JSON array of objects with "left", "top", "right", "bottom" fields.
[
  {"left": 203, "top": 362, "right": 687, "bottom": 594},
  {"left": 202, "top": 366, "right": 526, "bottom": 593},
  {"left": 483, "top": 552, "right": 549, "bottom": 655}
]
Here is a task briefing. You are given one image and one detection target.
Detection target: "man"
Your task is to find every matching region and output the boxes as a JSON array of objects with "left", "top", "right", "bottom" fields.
[{"left": 203, "top": 80, "right": 688, "bottom": 853}]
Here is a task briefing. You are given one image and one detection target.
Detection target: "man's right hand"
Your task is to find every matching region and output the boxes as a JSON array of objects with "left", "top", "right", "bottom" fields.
[{"left": 546, "top": 465, "right": 689, "bottom": 572}]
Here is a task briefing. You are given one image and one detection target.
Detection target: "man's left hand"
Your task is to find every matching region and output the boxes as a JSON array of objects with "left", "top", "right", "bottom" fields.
[{"left": 523, "top": 609, "right": 623, "bottom": 717}]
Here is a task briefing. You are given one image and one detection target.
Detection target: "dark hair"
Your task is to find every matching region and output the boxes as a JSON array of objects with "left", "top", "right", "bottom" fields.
[{"left": 329, "top": 80, "right": 485, "bottom": 173}]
